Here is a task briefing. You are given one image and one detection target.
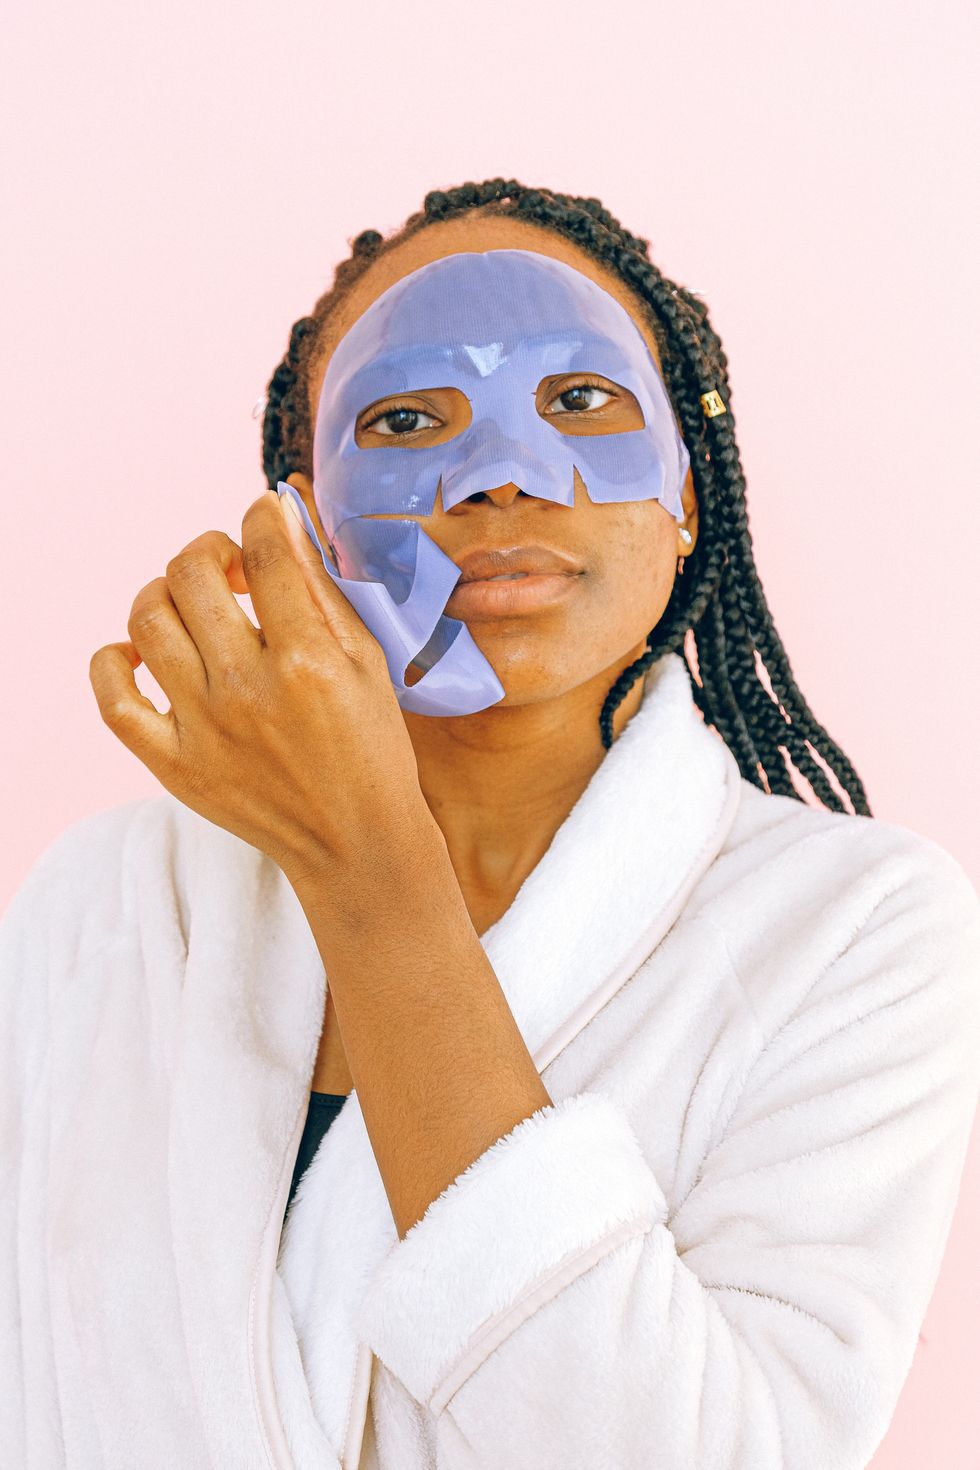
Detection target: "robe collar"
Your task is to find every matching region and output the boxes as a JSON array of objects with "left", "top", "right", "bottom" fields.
[{"left": 164, "top": 648, "right": 743, "bottom": 1466}]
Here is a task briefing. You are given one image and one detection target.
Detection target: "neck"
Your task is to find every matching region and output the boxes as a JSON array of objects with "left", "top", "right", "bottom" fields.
[{"left": 401, "top": 658, "right": 649, "bottom": 911}]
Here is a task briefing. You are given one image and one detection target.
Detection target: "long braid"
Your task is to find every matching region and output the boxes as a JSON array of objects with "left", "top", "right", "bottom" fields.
[{"left": 259, "top": 178, "right": 871, "bottom": 816}]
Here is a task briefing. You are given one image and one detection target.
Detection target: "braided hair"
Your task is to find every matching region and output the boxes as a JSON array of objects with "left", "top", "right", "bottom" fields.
[{"left": 260, "top": 178, "right": 871, "bottom": 816}]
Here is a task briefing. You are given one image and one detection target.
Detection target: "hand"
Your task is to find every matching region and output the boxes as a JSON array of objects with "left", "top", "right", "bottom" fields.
[{"left": 89, "top": 489, "right": 426, "bottom": 884}]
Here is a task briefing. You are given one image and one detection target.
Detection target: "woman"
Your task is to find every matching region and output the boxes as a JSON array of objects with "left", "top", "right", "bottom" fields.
[{"left": 3, "top": 178, "right": 979, "bottom": 1470}]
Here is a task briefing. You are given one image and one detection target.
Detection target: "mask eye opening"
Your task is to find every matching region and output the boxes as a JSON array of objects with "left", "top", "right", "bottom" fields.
[
  {"left": 354, "top": 386, "right": 473, "bottom": 448},
  {"left": 534, "top": 373, "right": 646, "bottom": 436}
]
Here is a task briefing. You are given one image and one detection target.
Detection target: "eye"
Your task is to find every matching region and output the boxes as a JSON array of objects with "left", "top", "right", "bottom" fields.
[
  {"left": 359, "top": 402, "right": 441, "bottom": 437},
  {"left": 354, "top": 387, "right": 471, "bottom": 449},
  {"left": 543, "top": 376, "right": 616, "bottom": 415}
]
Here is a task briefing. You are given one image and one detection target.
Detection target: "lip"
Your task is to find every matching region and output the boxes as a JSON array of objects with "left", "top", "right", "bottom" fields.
[
  {"left": 444, "top": 572, "right": 584, "bottom": 618},
  {"left": 444, "top": 544, "right": 585, "bottom": 620},
  {"left": 454, "top": 544, "right": 584, "bottom": 583}
]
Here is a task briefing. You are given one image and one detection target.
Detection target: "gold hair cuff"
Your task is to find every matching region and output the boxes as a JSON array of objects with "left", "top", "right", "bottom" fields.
[{"left": 700, "top": 390, "right": 727, "bottom": 418}]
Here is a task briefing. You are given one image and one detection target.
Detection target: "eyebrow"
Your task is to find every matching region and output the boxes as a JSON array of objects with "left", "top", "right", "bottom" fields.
[{"left": 357, "top": 386, "right": 448, "bottom": 417}]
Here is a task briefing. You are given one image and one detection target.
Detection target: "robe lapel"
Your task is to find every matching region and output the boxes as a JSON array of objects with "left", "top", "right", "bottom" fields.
[
  {"left": 262, "top": 649, "right": 743, "bottom": 1465},
  {"left": 477, "top": 649, "right": 743, "bottom": 1071}
]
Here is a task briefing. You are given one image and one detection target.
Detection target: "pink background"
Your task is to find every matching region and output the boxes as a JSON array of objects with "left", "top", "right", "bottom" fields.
[{"left": 2, "top": 2, "right": 978, "bottom": 1461}]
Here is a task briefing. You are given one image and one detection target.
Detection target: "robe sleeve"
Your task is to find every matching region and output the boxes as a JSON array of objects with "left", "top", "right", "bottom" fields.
[
  {"left": 1, "top": 823, "right": 67, "bottom": 1465},
  {"left": 0, "top": 806, "right": 143, "bottom": 1467},
  {"left": 354, "top": 837, "right": 980, "bottom": 1470}
]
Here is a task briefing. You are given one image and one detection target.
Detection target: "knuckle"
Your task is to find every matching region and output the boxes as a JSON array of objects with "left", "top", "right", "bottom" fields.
[
  {"left": 128, "top": 577, "right": 169, "bottom": 629},
  {"left": 201, "top": 528, "right": 237, "bottom": 550},
  {"left": 241, "top": 537, "right": 285, "bottom": 580},
  {"left": 338, "top": 625, "right": 384, "bottom": 670},
  {"left": 215, "top": 659, "right": 258, "bottom": 701},
  {"left": 165, "top": 549, "right": 210, "bottom": 584},
  {"left": 358, "top": 630, "right": 388, "bottom": 670},
  {"left": 277, "top": 642, "right": 324, "bottom": 682},
  {"left": 99, "top": 695, "right": 136, "bottom": 729},
  {"left": 339, "top": 633, "right": 372, "bottom": 666},
  {"left": 127, "top": 602, "right": 169, "bottom": 642},
  {"left": 173, "top": 530, "right": 236, "bottom": 564}
]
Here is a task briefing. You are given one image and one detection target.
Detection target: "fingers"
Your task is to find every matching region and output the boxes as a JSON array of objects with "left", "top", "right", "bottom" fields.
[
  {"left": 164, "top": 531, "right": 263, "bottom": 671},
  {"left": 88, "top": 641, "right": 179, "bottom": 774},
  {"left": 128, "top": 576, "right": 209, "bottom": 701},
  {"left": 279, "top": 493, "right": 359, "bottom": 645},
  {"left": 243, "top": 490, "right": 367, "bottom": 657}
]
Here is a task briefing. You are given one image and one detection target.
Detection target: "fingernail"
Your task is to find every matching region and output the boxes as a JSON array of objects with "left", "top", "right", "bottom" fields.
[{"left": 280, "top": 492, "right": 305, "bottom": 536}]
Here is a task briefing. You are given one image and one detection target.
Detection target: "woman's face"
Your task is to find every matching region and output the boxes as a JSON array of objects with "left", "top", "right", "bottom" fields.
[{"left": 287, "top": 212, "right": 698, "bottom": 712}]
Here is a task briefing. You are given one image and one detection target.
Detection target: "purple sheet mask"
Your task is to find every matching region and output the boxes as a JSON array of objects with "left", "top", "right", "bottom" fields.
[{"left": 276, "top": 248, "right": 691, "bottom": 716}]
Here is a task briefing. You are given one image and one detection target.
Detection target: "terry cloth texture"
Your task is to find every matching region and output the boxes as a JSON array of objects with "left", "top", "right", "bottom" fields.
[{"left": 2, "top": 650, "right": 979, "bottom": 1469}]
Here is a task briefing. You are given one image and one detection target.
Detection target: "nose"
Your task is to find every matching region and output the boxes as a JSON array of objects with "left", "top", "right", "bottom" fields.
[
  {"left": 362, "top": 478, "right": 530, "bottom": 522},
  {"left": 448, "top": 481, "right": 526, "bottom": 510}
]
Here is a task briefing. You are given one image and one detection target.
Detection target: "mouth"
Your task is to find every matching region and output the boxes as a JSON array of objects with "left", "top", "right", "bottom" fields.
[
  {"left": 444, "top": 570, "right": 584, "bottom": 619},
  {"left": 453, "top": 542, "right": 584, "bottom": 584}
]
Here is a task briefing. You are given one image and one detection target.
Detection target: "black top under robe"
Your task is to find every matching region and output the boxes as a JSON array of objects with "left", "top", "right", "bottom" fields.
[{"left": 284, "top": 1090, "right": 348, "bottom": 1222}]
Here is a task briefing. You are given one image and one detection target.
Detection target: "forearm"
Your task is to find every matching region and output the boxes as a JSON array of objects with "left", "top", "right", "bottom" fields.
[{"left": 285, "top": 809, "right": 553, "bottom": 1240}]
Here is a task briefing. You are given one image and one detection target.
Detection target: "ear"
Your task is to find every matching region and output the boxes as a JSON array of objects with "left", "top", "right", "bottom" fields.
[
  {"left": 679, "top": 466, "right": 699, "bottom": 551},
  {"left": 285, "top": 472, "right": 338, "bottom": 570}
]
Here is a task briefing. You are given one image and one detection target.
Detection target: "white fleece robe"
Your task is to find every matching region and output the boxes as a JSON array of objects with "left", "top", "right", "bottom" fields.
[{"left": 2, "top": 650, "right": 979, "bottom": 1470}]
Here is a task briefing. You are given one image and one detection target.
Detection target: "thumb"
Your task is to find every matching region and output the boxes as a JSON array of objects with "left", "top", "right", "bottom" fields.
[
  {"left": 279, "top": 490, "right": 361, "bottom": 636},
  {"left": 277, "top": 485, "right": 339, "bottom": 569},
  {"left": 279, "top": 489, "right": 339, "bottom": 574}
]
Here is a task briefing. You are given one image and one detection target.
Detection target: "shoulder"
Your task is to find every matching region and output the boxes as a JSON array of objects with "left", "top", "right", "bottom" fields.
[
  {"left": 9, "top": 796, "right": 162, "bottom": 894},
  {"left": 714, "top": 775, "right": 977, "bottom": 920},
  {"left": 1, "top": 793, "right": 268, "bottom": 975},
  {"left": 694, "top": 776, "right": 980, "bottom": 1037}
]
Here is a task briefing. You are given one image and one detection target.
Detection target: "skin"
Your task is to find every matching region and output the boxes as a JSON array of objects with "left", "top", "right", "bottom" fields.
[
  {"left": 290, "top": 213, "right": 698, "bottom": 1096},
  {"left": 288, "top": 211, "right": 698, "bottom": 941},
  {"left": 88, "top": 210, "right": 699, "bottom": 1234}
]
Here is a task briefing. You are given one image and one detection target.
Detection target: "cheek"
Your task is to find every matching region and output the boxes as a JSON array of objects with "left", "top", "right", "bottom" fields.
[
  {"left": 531, "top": 500, "right": 677, "bottom": 689},
  {"left": 464, "top": 503, "right": 678, "bottom": 695},
  {"left": 590, "top": 503, "right": 678, "bottom": 629}
]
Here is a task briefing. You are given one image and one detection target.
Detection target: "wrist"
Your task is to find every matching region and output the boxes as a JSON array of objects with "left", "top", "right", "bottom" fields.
[{"left": 280, "top": 793, "right": 447, "bottom": 905}]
